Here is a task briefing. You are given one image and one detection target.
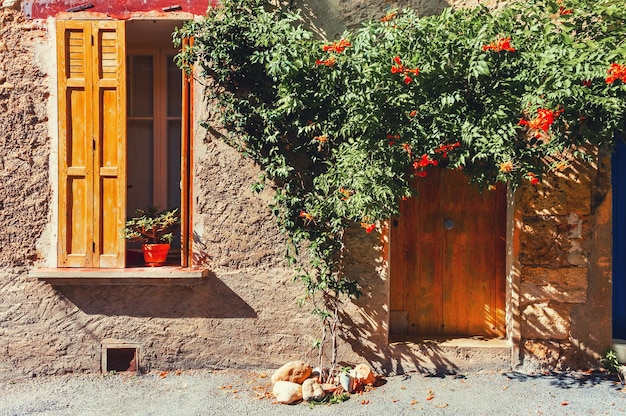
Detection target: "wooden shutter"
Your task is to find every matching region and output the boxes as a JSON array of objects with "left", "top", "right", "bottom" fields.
[{"left": 57, "top": 20, "right": 126, "bottom": 268}]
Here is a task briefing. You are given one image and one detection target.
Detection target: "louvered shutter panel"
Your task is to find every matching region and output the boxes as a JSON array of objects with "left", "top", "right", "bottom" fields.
[
  {"left": 57, "top": 20, "right": 126, "bottom": 268},
  {"left": 92, "top": 21, "right": 126, "bottom": 268}
]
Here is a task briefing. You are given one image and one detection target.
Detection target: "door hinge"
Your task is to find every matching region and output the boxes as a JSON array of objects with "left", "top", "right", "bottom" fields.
[
  {"left": 92, "top": 242, "right": 96, "bottom": 253},
  {"left": 93, "top": 138, "right": 96, "bottom": 151}
]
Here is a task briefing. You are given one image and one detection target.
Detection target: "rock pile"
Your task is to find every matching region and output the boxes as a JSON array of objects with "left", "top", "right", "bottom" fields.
[{"left": 270, "top": 360, "right": 378, "bottom": 405}]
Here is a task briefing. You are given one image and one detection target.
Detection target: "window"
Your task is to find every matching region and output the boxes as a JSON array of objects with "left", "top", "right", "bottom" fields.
[{"left": 56, "top": 20, "right": 192, "bottom": 268}]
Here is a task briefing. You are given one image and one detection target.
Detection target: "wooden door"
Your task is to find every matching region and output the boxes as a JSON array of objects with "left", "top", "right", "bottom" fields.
[
  {"left": 57, "top": 20, "right": 126, "bottom": 268},
  {"left": 389, "top": 168, "right": 506, "bottom": 337}
]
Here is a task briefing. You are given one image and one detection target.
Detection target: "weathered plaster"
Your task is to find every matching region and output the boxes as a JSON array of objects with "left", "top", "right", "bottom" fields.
[
  {"left": 36, "top": 17, "right": 58, "bottom": 268},
  {"left": 0, "top": 0, "right": 617, "bottom": 379}
]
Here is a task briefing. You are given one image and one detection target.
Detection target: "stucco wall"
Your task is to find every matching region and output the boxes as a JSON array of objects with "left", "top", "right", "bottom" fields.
[
  {"left": 0, "top": 6, "right": 320, "bottom": 379},
  {"left": 0, "top": 0, "right": 615, "bottom": 379},
  {"left": 0, "top": 7, "right": 54, "bottom": 377}
]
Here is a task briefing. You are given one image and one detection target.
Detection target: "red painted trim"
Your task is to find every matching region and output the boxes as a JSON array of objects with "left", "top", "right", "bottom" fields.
[{"left": 30, "top": 1, "right": 215, "bottom": 19}]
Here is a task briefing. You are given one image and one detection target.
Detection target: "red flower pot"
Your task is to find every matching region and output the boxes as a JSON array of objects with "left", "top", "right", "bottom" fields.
[{"left": 141, "top": 243, "right": 170, "bottom": 267}]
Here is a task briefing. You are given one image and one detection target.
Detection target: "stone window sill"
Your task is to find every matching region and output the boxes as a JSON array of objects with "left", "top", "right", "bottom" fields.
[{"left": 30, "top": 266, "right": 210, "bottom": 285}]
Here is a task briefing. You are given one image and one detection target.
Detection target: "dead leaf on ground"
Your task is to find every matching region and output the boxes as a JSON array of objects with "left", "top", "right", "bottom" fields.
[
  {"left": 436, "top": 403, "right": 449, "bottom": 409},
  {"left": 426, "top": 394, "right": 435, "bottom": 401},
  {"left": 502, "top": 385, "right": 509, "bottom": 391},
  {"left": 561, "top": 402, "right": 569, "bottom": 406},
  {"left": 159, "top": 371, "right": 168, "bottom": 378},
  {"left": 410, "top": 399, "right": 418, "bottom": 405}
]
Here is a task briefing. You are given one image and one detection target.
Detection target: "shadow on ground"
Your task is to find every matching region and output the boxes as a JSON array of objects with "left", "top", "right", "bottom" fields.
[{"left": 502, "top": 371, "right": 622, "bottom": 390}]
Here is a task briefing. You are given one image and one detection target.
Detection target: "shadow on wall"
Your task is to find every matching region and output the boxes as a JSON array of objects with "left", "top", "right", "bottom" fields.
[
  {"left": 335, "top": 152, "right": 611, "bottom": 372},
  {"left": 516, "top": 154, "right": 612, "bottom": 370},
  {"left": 338, "top": 226, "right": 459, "bottom": 374},
  {"left": 51, "top": 277, "right": 257, "bottom": 319},
  {"left": 192, "top": 231, "right": 211, "bottom": 268},
  {"left": 339, "top": 308, "right": 460, "bottom": 375}
]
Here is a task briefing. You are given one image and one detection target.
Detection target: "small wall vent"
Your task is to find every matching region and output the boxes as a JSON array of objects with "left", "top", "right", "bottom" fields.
[{"left": 101, "top": 339, "right": 140, "bottom": 373}]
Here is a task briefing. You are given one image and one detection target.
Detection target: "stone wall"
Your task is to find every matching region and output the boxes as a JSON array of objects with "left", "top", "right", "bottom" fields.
[{"left": 515, "top": 155, "right": 612, "bottom": 370}]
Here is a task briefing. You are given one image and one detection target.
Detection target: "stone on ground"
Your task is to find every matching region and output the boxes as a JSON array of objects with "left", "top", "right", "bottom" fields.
[
  {"left": 302, "top": 378, "right": 326, "bottom": 402},
  {"left": 272, "top": 381, "right": 303, "bottom": 404},
  {"left": 350, "top": 363, "right": 377, "bottom": 385},
  {"left": 271, "top": 360, "right": 312, "bottom": 384}
]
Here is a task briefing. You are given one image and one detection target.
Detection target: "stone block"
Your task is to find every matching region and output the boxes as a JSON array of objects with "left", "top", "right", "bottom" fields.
[
  {"left": 519, "top": 217, "right": 559, "bottom": 266},
  {"left": 521, "top": 302, "right": 570, "bottom": 340},
  {"left": 522, "top": 340, "right": 562, "bottom": 368},
  {"left": 516, "top": 168, "right": 592, "bottom": 217},
  {"left": 519, "top": 216, "right": 590, "bottom": 266},
  {"left": 522, "top": 266, "right": 587, "bottom": 287},
  {"left": 520, "top": 267, "right": 588, "bottom": 304},
  {"left": 520, "top": 282, "right": 587, "bottom": 304}
]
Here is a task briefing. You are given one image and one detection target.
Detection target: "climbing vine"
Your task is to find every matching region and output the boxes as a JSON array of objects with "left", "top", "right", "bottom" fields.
[{"left": 175, "top": 0, "right": 626, "bottom": 371}]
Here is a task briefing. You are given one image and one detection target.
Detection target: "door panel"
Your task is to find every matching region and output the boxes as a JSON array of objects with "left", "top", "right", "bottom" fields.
[{"left": 390, "top": 169, "right": 506, "bottom": 337}]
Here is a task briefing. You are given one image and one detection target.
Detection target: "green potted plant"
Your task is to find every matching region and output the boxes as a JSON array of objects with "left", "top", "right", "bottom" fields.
[{"left": 124, "top": 206, "right": 180, "bottom": 266}]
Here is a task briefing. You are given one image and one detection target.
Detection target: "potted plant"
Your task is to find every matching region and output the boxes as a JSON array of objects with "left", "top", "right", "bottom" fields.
[{"left": 124, "top": 206, "right": 180, "bottom": 266}]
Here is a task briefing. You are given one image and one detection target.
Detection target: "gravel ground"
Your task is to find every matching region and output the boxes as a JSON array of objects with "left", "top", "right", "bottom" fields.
[{"left": 1, "top": 368, "right": 625, "bottom": 416}]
